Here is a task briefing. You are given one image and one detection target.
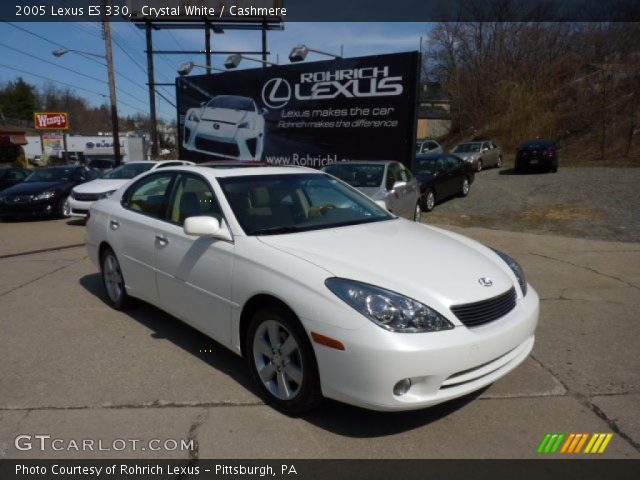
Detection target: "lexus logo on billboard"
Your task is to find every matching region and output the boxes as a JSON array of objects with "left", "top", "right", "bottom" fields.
[{"left": 262, "top": 78, "right": 292, "bottom": 109}]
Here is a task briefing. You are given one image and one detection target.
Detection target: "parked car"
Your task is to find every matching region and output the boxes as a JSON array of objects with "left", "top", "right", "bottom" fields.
[
  {"left": 87, "top": 158, "right": 115, "bottom": 175},
  {"left": 413, "top": 153, "right": 475, "bottom": 212},
  {"left": 515, "top": 139, "right": 558, "bottom": 173},
  {"left": 69, "top": 160, "right": 194, "bottom": 218},
  {"left": 0, "top": 167, "right": 30, "bottom": 192},
  {"left": 416, "top": 139, "right": 444, "bottom": 154},
  {"left": 183, "top": 95, "right": 266, "bottom": 160},
  {"left": 322, "top": 161, "right": 421, "bottom": 221},
  {"left": 86, "top": 165, "right": 538, "bottom": 414},
  {"left": 0, "top": 165, "right": 99, "bottom": 219},
  {"left": 451, "top": 141, "right": 502, "bottom": 172}
]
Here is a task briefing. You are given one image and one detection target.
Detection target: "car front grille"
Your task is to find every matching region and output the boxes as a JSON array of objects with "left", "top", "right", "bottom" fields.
[
  {"left": 195, "top": 137, "right": 240, "bottom": 157},
  {"left": 72, "top": 192, "right": 101, "bottom": 201},
  {"left": 450, "top": 287, "right": 517, "bottom": 327},
  {"left": 6, "top": 195, "right": 33, "bottom": 203}
]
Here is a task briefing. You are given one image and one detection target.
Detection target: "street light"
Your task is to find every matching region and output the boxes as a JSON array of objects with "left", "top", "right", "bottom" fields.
[
  {"left": 51, "top": 30, "right": 122, "bottom": 166},
  {"left": 224, "top": 53, "right": 277, "bottom": 69},
  {"left": 289, "top": 44, "right": 342, "bottom": 63},
  {"left": 177, "top": 61, "right": 226, "bottom": 76}
]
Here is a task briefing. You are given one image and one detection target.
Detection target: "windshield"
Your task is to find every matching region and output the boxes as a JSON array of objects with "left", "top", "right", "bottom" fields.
[
  {"left": 322, "top": 163, "right": 384, "bottom": 188},
  {"left": 102, "top": 163, "right": 154, "bottom": 179},
  {"left": 25, "top": 167, "right": 77, "bottom": 183},
  {"left": 207, "top": 96, "right": 255, "bottom": 111},
  {"left": 88, "top": 159, "right": 114, "bottom": 168},
  {"left": 453, "top": 143, "right": 481, "bottom": 153},
  {"left": 218, "top": 173, "right": 393, "bottom": 235},
  {"left": 414, "top": 157, "right": 439, "bottom": 175}
]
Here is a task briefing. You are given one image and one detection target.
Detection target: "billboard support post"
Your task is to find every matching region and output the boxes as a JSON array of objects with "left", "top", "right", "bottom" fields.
[
  {"left": 261, "top": 20, "right": 267, "bottom": 67},
  {"left": 145, "top": 22, "right": 159, "bottom": 158},
  {"left": 205, "top": 22, "right": 212, "bottom": 74}
]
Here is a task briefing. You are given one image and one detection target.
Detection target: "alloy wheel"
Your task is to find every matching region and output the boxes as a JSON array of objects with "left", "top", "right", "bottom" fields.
[
  {"left": 477, "top": 160, "right": 483, "bottom": 172},
  {"left": 252, "top": 320, "right": 304, "bottom": 401},
  {"left": 103, "top": 253, "right": 123, "bottom": 303},
  {"left": 462, "top": 178, "right": 470, "bottom": 196},
  {"left": 426, "top": 191, "right": 435, "bottom": 211},
  {"left": 413, "top": 202, "right": 422, "bottom": 221},
  {"left": 61, "top": 196, "right": 71, "bottom": 217}
]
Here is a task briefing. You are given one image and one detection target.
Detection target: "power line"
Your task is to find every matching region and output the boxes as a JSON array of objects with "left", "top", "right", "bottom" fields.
[
  {"left": 0, "top": 42, "right": 149, "bottom": 108},
  {"left": 0, "top": 63, "right": 149, "bottom": 116}
]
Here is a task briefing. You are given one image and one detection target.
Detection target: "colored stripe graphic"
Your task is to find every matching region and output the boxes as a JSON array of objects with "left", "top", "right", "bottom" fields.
[{"left": 539, "top": 433, "right": 613, "bottom": 454}]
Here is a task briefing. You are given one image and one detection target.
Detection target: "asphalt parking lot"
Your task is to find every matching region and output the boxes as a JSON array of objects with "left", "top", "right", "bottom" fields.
[
  {"left": 0, "top": 192, "right": 639, "bottom": 459},
  {"left": 428, "top": 166, "right": 640, "bottom": 243}
]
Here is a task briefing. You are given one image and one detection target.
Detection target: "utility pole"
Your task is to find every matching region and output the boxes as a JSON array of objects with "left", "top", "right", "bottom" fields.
[
  {"left": 102, "top": 2, "right": 122, "bottom": 166},
  {"left": 145, "top": 22, "right": 159, "bottom": 158}
]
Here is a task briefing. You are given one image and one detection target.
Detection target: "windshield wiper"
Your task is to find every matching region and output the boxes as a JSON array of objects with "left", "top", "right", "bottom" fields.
[{"left": 251, "top": 225, "right": 305, "bottom": 236}]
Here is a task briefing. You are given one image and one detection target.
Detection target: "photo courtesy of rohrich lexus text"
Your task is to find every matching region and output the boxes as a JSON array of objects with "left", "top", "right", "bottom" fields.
[
  {"left": 178, "top": 52, "right": 419, "bottom": 167},
  {"left": 0, "top": 0, "right": 639, "bottom": 479}
]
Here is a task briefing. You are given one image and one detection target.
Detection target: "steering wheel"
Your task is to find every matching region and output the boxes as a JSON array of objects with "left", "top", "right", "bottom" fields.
[{"left": 309, "top": 203, "right": 336, "bottom": 218}]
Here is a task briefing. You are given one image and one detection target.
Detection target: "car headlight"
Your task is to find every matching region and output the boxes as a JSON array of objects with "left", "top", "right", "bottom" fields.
[
  {"left": 33, "top": 191, "right": 56, "bottom": 201},
  {"left": 98, "top": 190, "right": 116, "bottom": 199},
  {"left": 238, "top": 120, "right": 254, "bottom": 129},
  {"left": 491, "top": 248, "right": 527, "bottom": 296},
  {"left": 325, "top": 278, "right": 454, "bottom": 333},
  {"left": 187, "top": 110, "right": 200, "bottom": 122}
]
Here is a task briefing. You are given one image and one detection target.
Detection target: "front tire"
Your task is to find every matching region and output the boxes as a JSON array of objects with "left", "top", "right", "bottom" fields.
[
  {"left": 413, "top": 201, "right": 422, "bottom": 222},
  {"left": 59, "top": 195, "right": 71, "bottom": 218},
  {"left": 100, "top": 247, "right": 132, "bottom": 310},
  {"left": 246, "top": 305, "right": 322, "bottom": 415},
  {"left": 459, "top": 177, "right": 471, "bottom": 197}
]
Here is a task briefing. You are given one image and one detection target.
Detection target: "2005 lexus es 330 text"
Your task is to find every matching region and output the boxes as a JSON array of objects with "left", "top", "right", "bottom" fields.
[{"left": 85, "top": 166, "right": 539, "bottom": 414}]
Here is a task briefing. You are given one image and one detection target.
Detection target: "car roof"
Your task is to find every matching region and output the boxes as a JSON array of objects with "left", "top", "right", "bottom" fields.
[{"left": 159, "top": 165, "right": 319, "bottom": 179}]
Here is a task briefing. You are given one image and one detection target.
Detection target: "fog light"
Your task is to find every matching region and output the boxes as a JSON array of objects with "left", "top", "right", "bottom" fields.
[{"left": 393, "top": 378, "right": 412, "bottom": 396}]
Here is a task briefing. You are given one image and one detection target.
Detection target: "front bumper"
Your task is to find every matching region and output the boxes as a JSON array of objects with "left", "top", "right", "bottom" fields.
[
  {"left": 0, "top": 199, "right": 58, "bottom": 217},
  {"left": 306, "top": 286, "right": 539, "bottom": 411},
  {"left": 184, "top": 121, "right": 262, "bottom": 160},
  {"left": 69, "top": 198, "right": 93, "bottom": 218}
]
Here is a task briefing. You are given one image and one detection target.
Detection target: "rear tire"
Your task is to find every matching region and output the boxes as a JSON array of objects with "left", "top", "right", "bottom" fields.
[
  {"left": 246, "top": 305, "right": 322, "bottom": 415},
  {"left": 100, "top": 247, "right": 132, "bottom": 310},
  {"left": 496, "top": 155, "right": 503, "bottom": 168},
  {"left": 476, "top": 159, "right": 483, "bottom": 172},
  {"left": 422, "top": 189, "right": 436, "bottom": 212}
]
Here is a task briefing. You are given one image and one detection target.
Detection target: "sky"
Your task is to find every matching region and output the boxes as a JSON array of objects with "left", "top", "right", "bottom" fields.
[{"left": 0, "top": 22, "right": 429, "bottom": 122}]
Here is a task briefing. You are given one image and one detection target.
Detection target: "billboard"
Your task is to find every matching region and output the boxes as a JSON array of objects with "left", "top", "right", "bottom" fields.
[
  {"left": 176, "top": 52, "right": 420, "bottom": 168},
  {"left": 34, "top": 112, "right": 69, "bottom": 130}
]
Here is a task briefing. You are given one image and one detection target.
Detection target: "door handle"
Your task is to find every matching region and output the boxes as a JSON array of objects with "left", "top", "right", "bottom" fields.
[
  {"left": 109, "top": 219, "right": 120, "bottom": 230},
  {"left": 155, "top": 234, "right": 169, "bottom": 246}
]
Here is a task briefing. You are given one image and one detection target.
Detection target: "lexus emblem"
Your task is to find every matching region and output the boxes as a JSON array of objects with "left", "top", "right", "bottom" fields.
[
  {"left": 478, "top": 277, "right": 493, "bottom": 287},
  {"left": 213, "top": 123, "right": 220, "bottom": 130},
  {"left": 261, "top": 77, "right": 291, "bottom": 109}
]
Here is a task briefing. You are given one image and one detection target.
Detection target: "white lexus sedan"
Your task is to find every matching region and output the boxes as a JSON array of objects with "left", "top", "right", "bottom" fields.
[
  {"left": 85, "top": 166, "right": 539, "bottom": 414},
  {"left": 70, "top": 161, "right": 193, "bottom": 217}
]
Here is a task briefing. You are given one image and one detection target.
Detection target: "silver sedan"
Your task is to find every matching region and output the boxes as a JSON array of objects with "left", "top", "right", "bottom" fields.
[
  {"left": 322, "top": 161, "right": 422, "bottom": 221},
  {"left": 451, "top": 141, "right": 503, "bottom": 172}
]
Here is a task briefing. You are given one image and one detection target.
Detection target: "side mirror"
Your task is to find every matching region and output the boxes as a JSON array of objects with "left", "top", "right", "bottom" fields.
[
  {"left": 483, "top": 146, "right": 490, "bottom": 151},
  {"left": 184, "top": 216, "right": 232, "bottom": 241},
  {"left": 374, "top": 200, "right": 388, "bottom": 211},
  {"left": 392, "top": 180, "right": 407, "bottom": 190}
]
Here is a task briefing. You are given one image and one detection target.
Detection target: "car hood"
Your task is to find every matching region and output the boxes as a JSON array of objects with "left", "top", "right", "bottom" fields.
[
  {"left": 1, "top": 181, "right": 70, "bottom": 196},
  {"left": 72, "top": 179, "right": 129, "bottom": 194},
  {"left": 355, "top": 186, "right": 384, "bottom": 199},
  {"left": 200, "top": 107, "right": 251, "bottom": 124},
  {"left": 455, "top": 152, "right": 479, "bottom": 161},
  {"left": 258, "top": 220, "right": 516, "bottom": 310}
]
